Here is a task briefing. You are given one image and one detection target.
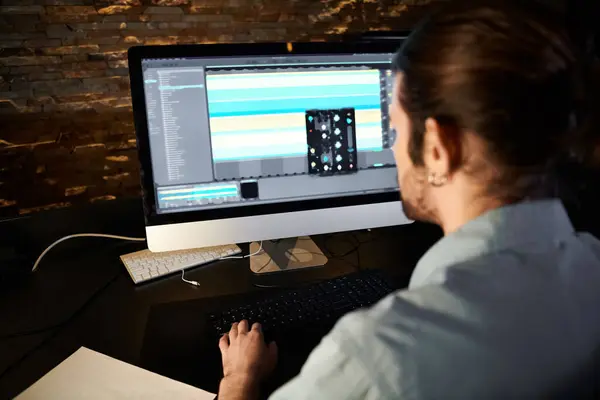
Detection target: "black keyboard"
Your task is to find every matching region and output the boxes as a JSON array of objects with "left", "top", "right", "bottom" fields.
[{"left": 209, "top": 269, "right": 395, "bottom": 339}]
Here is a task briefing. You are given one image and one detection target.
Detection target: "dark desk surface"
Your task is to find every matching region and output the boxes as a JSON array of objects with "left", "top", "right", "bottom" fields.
[{"left": 0, "top": 202, "right": 442, "bottom": 399}]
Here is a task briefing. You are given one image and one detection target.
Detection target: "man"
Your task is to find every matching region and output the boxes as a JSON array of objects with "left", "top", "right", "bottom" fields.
[{"left": 218, "top": 1, "right": 600, "bottom": 398}]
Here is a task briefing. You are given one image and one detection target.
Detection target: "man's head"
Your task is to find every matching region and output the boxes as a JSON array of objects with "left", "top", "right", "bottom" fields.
[{"left": 389, "top": 1, "right": 582, "bottom": 232}]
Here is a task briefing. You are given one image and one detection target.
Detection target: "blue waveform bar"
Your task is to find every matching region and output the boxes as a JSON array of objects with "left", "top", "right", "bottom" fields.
[
  {"left": 160, "top": 191, "right": 238, "bottom": 201},
  {"left": 159, "top": 84, "right": 205, "bottom": 91}
]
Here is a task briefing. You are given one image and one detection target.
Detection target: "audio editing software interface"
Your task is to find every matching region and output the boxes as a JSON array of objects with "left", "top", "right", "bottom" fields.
[{"left": 141, "top": 53, "right": 398, "bottom": 214}]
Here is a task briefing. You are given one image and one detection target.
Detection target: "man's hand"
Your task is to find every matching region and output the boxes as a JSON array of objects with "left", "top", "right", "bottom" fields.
[{"left": 218, "top": 320, "right": 278, "bottom": 400}]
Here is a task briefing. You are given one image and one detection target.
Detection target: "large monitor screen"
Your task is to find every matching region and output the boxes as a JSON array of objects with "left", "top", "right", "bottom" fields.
[{"left": 140, "top": 53, "right": 398, "bottom": 214}]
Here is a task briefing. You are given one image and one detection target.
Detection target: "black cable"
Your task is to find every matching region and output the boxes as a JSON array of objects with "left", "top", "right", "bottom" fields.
[{"left": 0, "top": 271, "right": 121, "bottom": 382}]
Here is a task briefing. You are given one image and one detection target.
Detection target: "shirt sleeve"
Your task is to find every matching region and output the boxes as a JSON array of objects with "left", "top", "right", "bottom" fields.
[{"left": 268, "top": 312, "right": 383, "bottom": 400}]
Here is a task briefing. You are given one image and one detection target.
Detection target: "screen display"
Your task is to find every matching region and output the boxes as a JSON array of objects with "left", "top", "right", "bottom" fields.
[{"left": 140, "top": 53, "right": 398, "bottom": 214}]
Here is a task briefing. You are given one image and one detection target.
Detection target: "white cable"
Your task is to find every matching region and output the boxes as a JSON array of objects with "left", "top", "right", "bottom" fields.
[
  {"left": 181, "top": 241, "right": 264, "bottom": 287},
  {"left": 220, "top": 240, "right": 263, "bottom": 260},
  {"left": 181, "top": 269, "right": 200, "bottom": 287},
  {"left": 32, "top": 233, "right": 146, "bottom": 272}
]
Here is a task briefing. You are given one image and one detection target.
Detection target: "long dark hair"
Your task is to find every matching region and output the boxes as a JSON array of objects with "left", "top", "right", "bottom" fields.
[{"left": 392, "top": 0, "right": 599, "bottom": 203}]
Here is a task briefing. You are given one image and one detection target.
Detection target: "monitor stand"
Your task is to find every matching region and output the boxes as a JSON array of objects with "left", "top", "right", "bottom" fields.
[{"left": 249, "top": 236, "right": 328, "bottom": 275}]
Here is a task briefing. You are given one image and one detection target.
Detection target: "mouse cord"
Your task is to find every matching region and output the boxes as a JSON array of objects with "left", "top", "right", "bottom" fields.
[
  {"left": 32, "top": 234, "right": 146, "bottom": 272},
  {"left": 181, "top": 269, "right": 200, "bottom": 287},
  {"left": 180, "top": 241, "right": 264, "bottom": 287}
]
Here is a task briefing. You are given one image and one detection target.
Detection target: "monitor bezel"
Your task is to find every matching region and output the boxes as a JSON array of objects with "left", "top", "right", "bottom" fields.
[{"left": 128, "top": 41, "right": 404, "bottom": 227}]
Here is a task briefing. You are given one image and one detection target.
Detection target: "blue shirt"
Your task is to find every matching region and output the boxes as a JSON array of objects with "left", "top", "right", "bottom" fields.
[{"left": 271, "top": 200, "right": 600, "bottom": 399}]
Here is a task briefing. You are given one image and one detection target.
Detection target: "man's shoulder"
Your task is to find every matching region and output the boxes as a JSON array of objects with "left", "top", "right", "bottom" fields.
[{"left": 328, "top": 287, "right": 482, "bottom": 397}]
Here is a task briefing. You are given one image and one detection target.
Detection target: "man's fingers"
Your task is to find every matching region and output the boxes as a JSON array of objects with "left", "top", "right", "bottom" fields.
[
  {"left": 218, "top": 334, "right": 229, "bottom": 353},
  {"left": 251, "top": 322, "right": 262, "bottom": 333},
  {"left": 229, "top": 322, "right": 239, "bottom": 340},
  {"left": 238, "top": 319, "right": 249, "bottom": 334}
]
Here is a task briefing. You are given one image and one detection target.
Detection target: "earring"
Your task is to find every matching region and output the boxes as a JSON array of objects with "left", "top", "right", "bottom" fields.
[{"left": 427, "top": 172, "right": 448, "bottom": 187}]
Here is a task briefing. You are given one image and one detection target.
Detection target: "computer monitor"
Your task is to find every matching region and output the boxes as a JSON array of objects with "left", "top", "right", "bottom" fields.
[{"left": 128, "top": 42, "right": 412, "bottom": 254}]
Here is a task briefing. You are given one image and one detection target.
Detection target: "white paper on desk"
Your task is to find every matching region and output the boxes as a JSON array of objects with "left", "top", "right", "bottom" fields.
[{"left": 16, "top": 347, "right": 216, "bottom": 400}]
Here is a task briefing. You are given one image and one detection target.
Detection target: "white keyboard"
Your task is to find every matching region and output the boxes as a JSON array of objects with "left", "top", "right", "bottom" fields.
[{"left": 120, "top": 244, "right": 242, "bottom": 284}]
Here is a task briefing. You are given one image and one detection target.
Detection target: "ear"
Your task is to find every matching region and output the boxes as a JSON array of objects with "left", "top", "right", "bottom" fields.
[{"left": 422, "top": 117, "right": 453, "bottom": 177}]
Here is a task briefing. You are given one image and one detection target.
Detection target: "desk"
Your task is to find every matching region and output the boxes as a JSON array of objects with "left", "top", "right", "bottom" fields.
[{"left": 0, "top": 200, "right": 442, "bottom": 399}]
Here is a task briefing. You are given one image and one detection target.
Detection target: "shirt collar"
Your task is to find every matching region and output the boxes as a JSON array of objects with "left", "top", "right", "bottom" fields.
[{"left": 409, "top": 199, "right": 575, "bottom": 289}]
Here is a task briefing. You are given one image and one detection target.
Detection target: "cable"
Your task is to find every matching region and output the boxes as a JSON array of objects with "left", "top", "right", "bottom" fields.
[
  {"left": 32, "top": 234, "right": 146, "bottom": 272},
  {"left": 0, "top": 271, "right": 120, "bottom": 380},
  {"left": 219, "top": 240, "right": 263, "bottom": 260},
  {"left": 180, "top": 241, "right": 264, "bottom": 287},
  {"left": 181, "top": 269, "right": 200, "bottom": 287}
]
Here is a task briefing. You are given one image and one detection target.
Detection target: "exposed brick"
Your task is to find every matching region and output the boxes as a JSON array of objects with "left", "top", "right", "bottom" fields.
[
  {"left": 10, "top": 66, "right": 45, "bottom": 74},
  {"left": 149, "top": 14, "right": 182, "bottom": 22},
  {"left": 174, "top": 35, "right": 202, "bottom": 44},
  {"left": 157, "top": 21, "right": 192, "bottom": 29},
  {"left": 41, "top": 14, "right": 101, "bottom": 24},
  {"left": 152, "top": 0, "right": 190, "bottom": 5},
  {"left": 90, "top": 195, "right": 117, "bottom": 203},
  {"left": 0, "top": 48, "right": 34, "bottom": 57},
  {"left": 122, "top": 35, "right": 141, "bottom": 44},
  {"left": 23, "top": 38, "right": 62, "bottom": 47},
  {"left": 6, "top": 15, "right": 40, "bottom": 32},
  {"left": 106, "top": 155, "right": 129, "bottom": 162},
  {"left": 40, "top": 45, "right": 100, "bottom": 55},
  {"left": 65, "top": 185, "right": 87, "bottom": 196},
  {"left": 82, "top": 76, "right": 129, "bottom": 93},
  {"left": 182, "top": 14, "right": 233, "bottom": 22},
  {"left": 0, "top": 32, "right": 45, "bottom": 40},
  {"left": 0, "top": 91, "right": 22, "bottom": 100},
  {"left": 88, "top": 51, "right": 127, "bottom": 61},
  {"left": 30, "top": 78, "right": 79, "bottom": 91},
  {"left": 122, "top": 21, "right": 153, "bottom": 30},
  {"left": 0, "top": 6, "right": 44, "bottom": 15},
  {"left": 29, "top": 72, "right": 63, "bottom": 81},
  {"left": 97, "top": 6, "right": 140, "bottom": 15},
  {"left": 106, "top": 68, "right": 129, "bottom": 76},
  {"left": 85, "top": 30, "right": 124, "bottom": 38},
  {"left": 52, "top": 91, "right": 127, "bottom": 103},
  {"left": 62, "top": 36, "right": 120, "bottom": 46},
  {"left": 144, "top": 6, "right": 184, "bottom": 15},
  {"left": 48, "top": 61, "right": 107, "bottom": 72},
  {"left": 61, "top": 54, "right": 88, "bottom": 62},
  {"left": 107, "top": 0, "right": 141, "bottom": 5},
  {"left": 73, "top": 22, "right": 125, "bottom": 31},
  {"left": 207, "top": 21, "right": 229, "bottom": 30},
  {"left": 108, "top": 60, "right": 128, "bottom": 69},
  {"left": 96, "top": 44, "right": 132, "bottom": 52},
  {"left": 103, "top": 171, "right": 130, "bottom": 180},
  {"left": 143, "top": 36, "right": 178, "bottom": 45},
  {"left": 103, "top": 15, "right": 128, "bottom": 22},
  {"left": 134, "top": 14, "right": 151, "bottom": 22},
  {"left": 0, "top": 56, "right": 61, "bottom": 67},
  {"left": 0, "top": 0, "right": 36, "bottom": 5},
  {"left": 123, "top": 29, "right": 182, "bottom": 37},
  {"left": 47, "top": 6, "right": 97, "bottom": 15},
  {"left": 0, "top": 40, "right": 23, "bottom": 47},
  {"left": 46, "top": 24, "right": 87, "bottom": 38},
  {"left": 44, "top": 0, "right": 95, "bottom": 5},
  {"left": 19, "top": 202, "right": 71, "bottom": 215},
  {"left": 63, "top": 70, "right": 106, "bottom": 78}
]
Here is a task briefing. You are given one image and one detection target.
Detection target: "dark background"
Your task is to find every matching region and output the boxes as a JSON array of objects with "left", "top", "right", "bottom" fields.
[{"left": 1, "top": 0, "right": 595, "bottom": 219}]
